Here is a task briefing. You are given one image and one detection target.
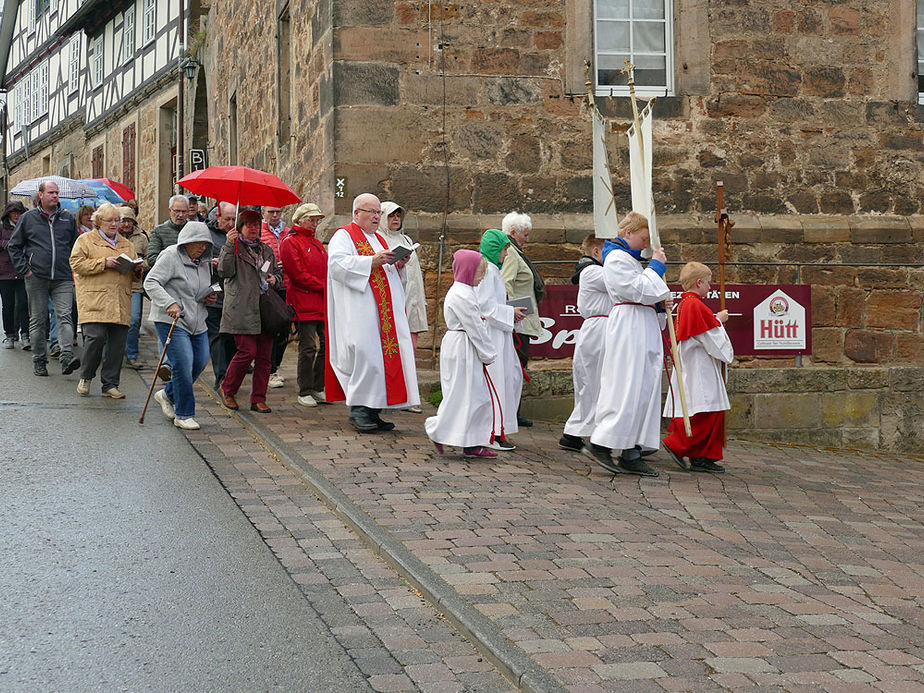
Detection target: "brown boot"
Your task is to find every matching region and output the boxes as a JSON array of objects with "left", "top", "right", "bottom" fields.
[{"left": 220, "top": 390, "right": 239, "bottom": 410}]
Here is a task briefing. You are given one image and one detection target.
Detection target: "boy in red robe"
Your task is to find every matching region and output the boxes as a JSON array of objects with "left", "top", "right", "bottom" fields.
[{"left": 662, "top": 262, "right": 733, "bottom": 473}]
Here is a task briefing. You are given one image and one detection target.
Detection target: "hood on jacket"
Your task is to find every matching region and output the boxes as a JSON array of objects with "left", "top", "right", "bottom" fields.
[
  {"left": 571, "top": 255, "right": 602, "bottom": 285},
  {"left": 177, "top": 221, "right": 213, "bottom": 246},
  {"left": 378, "top": 201, "right": 404, "bottom": 234},
  {"left": 2, "top": 200, "right": 27, "bottom": 224}
]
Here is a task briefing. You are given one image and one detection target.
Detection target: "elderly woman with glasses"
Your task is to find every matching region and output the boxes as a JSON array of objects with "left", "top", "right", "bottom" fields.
[
  {"left": 69, "top": 202, "right": 142, "bottom": 398},
  {"left": 217, "top": 208, "right": 283, "bottom": 414}
]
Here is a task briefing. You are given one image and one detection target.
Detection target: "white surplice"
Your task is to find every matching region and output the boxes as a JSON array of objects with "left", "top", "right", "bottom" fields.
[
  {"left": 563, "top": 264, "right": 610, "bottom": 437},
  {"left": 663, "top": 324, "right": 733, "bottom": 418},
  {"left": 590, "top": 249, "right": 670, "bottom": 452},
  {"left": 425, "top": 283, "right": 497, "bottom": 447},
  {"left": 475, "top": 263, "right": 521, "bottom": 437},
  {"left": 326, "top": 226, "right": 420, "bottom": 409}
]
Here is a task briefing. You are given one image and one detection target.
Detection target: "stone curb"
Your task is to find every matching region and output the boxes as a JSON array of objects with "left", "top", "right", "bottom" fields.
[{"left": 201, "top": 386, "right": 565, "bottom": 693}]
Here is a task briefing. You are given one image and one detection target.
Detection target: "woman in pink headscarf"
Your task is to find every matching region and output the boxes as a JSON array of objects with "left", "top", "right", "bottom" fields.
[{"left": 426, "top": 249, "right": 498, "bottom": 458}]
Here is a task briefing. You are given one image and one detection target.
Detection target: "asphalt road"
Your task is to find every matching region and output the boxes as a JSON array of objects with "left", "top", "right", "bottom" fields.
[{"left": 0, "top": 345, "right": 370, "bottom": 691}]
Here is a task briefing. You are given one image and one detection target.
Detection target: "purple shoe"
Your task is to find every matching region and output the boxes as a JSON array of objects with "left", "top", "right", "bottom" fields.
[
  {"left": 463, "top": 446, "right": 498, "bottom": 458},
  {"left": 433, "top": 441, "right": 444, "bottom": 454}
]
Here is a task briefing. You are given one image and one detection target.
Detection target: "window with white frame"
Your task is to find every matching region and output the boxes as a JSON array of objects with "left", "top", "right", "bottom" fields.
[
  {"left": 10, "top": 84, "right": 22, "bottom": 134},
  {"left": 35, "top": 61, "right": 48, "bottom": 121},
  {"left": 142, "top": 0, "right": 156, "bottom": 45},
  {"left": 917, "top": 2, "right": 924, "bottom": 103},
  {"left": 91, "top": 34, "right": 104, "bottom": 88},
  {"left": 69, "top": 34, "right": 81, "bottom": 94},
  {"left": 123, "top": 6, "right": 136, "bottom": 64},
  {"left": 594, "top": 0, "right": 673, "bottom": 97}
]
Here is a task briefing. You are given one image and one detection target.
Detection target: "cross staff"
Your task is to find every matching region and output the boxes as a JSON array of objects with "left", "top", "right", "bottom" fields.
[
  {"left": 715, "top": 181, "right": 734, "bottom": 443},
  {"left": 621, "top": 59, "right": 692, "bottom": 437}
]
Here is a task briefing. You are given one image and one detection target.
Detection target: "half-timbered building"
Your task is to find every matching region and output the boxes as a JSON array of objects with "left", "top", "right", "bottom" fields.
[{"left": 1, "top": 0, "right": 204, "bottom": 228}]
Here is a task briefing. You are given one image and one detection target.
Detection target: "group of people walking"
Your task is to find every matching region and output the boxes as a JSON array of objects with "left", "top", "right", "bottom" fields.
[{"left": 2, "top": 182, "right": 733, "bottom": 475}]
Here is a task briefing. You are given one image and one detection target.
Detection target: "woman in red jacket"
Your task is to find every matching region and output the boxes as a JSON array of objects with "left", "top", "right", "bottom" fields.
[{"left": 280, "top": 203, "right": 328, "bottom": 407}]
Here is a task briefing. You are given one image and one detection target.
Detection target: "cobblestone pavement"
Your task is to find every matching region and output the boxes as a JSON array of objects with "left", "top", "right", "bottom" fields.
[{"left": 148, "top": 347, "right": 924, "bottom": 692}]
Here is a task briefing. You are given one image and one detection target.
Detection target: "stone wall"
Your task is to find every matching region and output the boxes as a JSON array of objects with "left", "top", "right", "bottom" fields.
[
  {"left": 202, "top": 0, "right": 335, "bottom": 214},
  {"left": 510, "top": 364, "right": 924, "bottom": 453},
  {"left": 316, "top": 0, "right": 923, "bottom": 219}
]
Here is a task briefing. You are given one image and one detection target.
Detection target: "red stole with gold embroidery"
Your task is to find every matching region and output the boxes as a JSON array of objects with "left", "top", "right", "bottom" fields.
[{"left": 325, "top": 223, "right": 408, "bottom": 405}]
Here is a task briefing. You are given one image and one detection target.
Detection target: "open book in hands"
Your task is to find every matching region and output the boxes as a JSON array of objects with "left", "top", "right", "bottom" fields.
[
  {"left": 113, "top": 253, "right": 143, "bottom": 274},
  {"left": 387, "top": 243, "right": 420, "bottom": 265}
]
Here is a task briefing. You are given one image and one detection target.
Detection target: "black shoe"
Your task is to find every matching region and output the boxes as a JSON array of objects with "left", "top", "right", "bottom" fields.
[
  {"left": 366, "top": 409, "right": 396, "bottom": 431},
  {"left": 558, "top": 434, "right": 584, "bottom": 451},
  {"left": 690, "top": 458, "right": 725, "bottom": 474},
  {"left": 582, "top": 443, "right": 621, "bottom": 475},
  {"left": 349, "top": 407, "right": 379, "bottom": 433},
  {"left": 34, "top": 362, "right": 48, "bottom": 377},
  {"left": 617, "top": 457, "right": 660, "bottom": 477},
  {"left": 491, "top": 438, "right": 516, "bottom": 451},
  {"left": 49, "top": 344, "right": 61, "bottom": 359},
  {"left": 662, "top": 443, "right": 688, "bottom": 471},
  {"left": 517, "top": 415, "right": 533, "bottom": 428},
  {"left": 61, "top": 354, "right": 80, "bottom": 375}
]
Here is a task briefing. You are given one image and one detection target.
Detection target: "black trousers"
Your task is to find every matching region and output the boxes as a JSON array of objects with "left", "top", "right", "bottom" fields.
[
  {"left": 270, "top": 288, "right": 290, "bottom": 374},
  {"left": 0, "top": 278, "right": 29, "bottom": 338},
  {"left": 206, "top": 305, "right": 235, "bottom": 388}
]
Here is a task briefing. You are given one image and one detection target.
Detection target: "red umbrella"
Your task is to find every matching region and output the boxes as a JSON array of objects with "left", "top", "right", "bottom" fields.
[
  {"left": 93, "top": 178, "right": 135, "bottom": 200},
  {"left": 177, "top": 166, "right": 300, "bottom": 207}
]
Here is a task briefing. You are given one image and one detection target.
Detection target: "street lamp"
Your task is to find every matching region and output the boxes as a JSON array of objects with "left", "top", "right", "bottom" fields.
[{"left": 180, "top": 57, "right": 200, "bottom": 81}]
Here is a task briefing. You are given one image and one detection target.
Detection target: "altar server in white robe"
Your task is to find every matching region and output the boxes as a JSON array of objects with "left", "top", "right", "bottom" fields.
[
  {"left": 586, "top": 212, "right": 671, "bottom": 478},
  {"left": 476, "top": 228, "right": 527, "bottom": 450},
  {"left": 559, "top": 235, "right": 608, "bottom": 452},
  {"left": 325, "top": 193, "right": 420, "bottom": 433},
  {"left": 426, "top": 250, "right": 498, "bottom": 458}
]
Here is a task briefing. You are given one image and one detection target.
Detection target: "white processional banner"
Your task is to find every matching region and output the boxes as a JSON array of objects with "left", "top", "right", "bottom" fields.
[
  {"left": 627, "top": 102, "right": 659, "bottom": 250},
  {"left": 592, "top": 109, "right": 620, "bottom": 239}
]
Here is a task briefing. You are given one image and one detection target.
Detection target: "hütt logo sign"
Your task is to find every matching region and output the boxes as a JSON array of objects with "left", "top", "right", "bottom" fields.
[{"left": 753, "top": 289, "right": 806, "bottom": 350}]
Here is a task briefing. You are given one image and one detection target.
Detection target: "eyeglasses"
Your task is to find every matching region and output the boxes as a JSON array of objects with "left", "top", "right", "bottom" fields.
[
  {"left": 357, "top": 208, "right": 382, "bottom": 216},
  {"left": 169, "top": 208, "right": 188, "bottom": 214}
]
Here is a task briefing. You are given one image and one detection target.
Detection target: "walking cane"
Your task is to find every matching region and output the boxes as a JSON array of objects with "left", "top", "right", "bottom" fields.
[{"left": 138, "top": 314, "right": 180, "bottom": 424}]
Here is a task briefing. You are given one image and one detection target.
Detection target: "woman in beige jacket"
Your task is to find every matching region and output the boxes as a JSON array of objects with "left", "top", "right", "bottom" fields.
[{"left": 69, "top": 202, "right": 140, "bottom": 398}]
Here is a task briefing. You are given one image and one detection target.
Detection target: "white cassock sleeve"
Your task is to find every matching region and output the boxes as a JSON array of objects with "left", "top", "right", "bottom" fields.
[
  {"left": 477, "top": 267, "right": 515, "bottom": 333},
  {"left": 694, "top": 324, "right": 734, "bottom": 365},
  {"left": 328, "top": 230, "right": 374, "bottom": 292},
  {"left": 457, "top": 304, "right": 496, "bottom": 366}
]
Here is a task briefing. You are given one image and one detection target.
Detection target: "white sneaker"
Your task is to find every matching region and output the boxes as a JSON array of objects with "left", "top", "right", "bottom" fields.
[
  {"left": 297, "top": 394, "right": 318, "bottom": 407},
  {"left": 268, "top": 373, "right": 285, "bottom": 388},
  {"left": 311, "top": 390, "right": 327, "bottom": 403},
  {"left": 101, "top": 387, "right": 126, "bottom": 399},
  {"left": 174, "top": 417, "right": 200, "bottom": 430},
  {"left": 154, "top": 389, "right": 175, "bottom": 419},
  {"left": 405, "top": 405, "right": 423, "bottom": 413},
  {"left": 76, "top": 379, "right": 91, "bottom": 396}
]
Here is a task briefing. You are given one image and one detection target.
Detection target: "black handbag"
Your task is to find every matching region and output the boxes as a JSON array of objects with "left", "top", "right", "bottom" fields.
[{"left": 259, "top": 288, "right": 295, "bottom": 335}]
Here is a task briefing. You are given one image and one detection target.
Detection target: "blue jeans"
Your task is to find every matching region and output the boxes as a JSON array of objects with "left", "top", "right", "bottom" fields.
[
  {"left": 48, "top": 297, "right": 58, "bottom": 346},
  {"left": 126, "top": 292, "right": 143, "bottom": 359},
  {"left": 155, "top": 322, "right": 209, "bottom": 419}
]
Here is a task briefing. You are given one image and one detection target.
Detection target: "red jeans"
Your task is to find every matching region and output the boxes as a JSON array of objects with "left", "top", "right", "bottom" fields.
[{"left": 222, "top": 333, "right": 273, "bottom": 404}]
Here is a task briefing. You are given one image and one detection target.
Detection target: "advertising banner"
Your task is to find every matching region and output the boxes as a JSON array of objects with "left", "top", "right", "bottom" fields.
[{"left": 530, "top": 284, "right": 812, "bottom": 359}]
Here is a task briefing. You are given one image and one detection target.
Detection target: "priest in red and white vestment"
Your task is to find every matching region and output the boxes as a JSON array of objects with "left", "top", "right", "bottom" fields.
[{"left": 326, "top": 193, "right": 420, "bottom": 432}]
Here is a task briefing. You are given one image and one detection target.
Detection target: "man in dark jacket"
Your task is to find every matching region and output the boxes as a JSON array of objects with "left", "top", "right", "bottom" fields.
[
  {"left": 146, "top": 194, "right": 189, "bottom": 267},
  {"left": 205, "top": 201, "right": 237, "bottom": 389},
  {"left": 7, "top": 180, "right": 81, "bottom": 376}
]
